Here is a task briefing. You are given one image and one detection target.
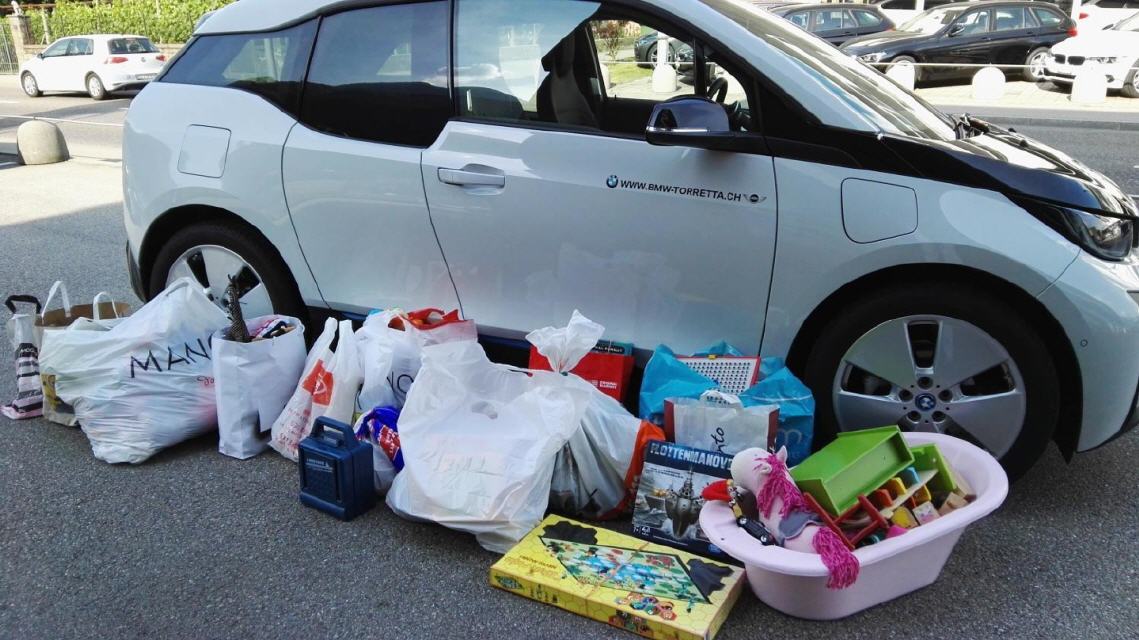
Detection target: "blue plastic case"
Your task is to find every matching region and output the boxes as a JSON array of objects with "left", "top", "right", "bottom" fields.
[{"left": 298, "top": 417, "right": 376, "bottom": 521}]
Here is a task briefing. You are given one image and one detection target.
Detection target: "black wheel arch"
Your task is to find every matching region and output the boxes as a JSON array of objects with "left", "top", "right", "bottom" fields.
[{"left": 784, "top": 263, "right": 1082, "bottom": 460}]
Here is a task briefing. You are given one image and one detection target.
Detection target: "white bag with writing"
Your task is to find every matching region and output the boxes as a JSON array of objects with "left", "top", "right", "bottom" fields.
[
  {"left": 43, "top": 278, "right": 228, "bottom": 464},
  {"left": 670, "top": 390, "right": 779, "bottom": 457},
  {"left": 269, "top": 318, "right": 360, "bottom": 461}
]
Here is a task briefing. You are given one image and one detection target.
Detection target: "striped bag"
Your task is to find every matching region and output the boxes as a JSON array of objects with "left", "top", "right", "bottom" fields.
[{"left": 3, "top": 295, "right": 43, "bottom": 420}]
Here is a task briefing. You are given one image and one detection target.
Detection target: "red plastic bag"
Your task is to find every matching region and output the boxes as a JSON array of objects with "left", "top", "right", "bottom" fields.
[{"left": 529, "top": 343, "right": 635, "bottom": 402}]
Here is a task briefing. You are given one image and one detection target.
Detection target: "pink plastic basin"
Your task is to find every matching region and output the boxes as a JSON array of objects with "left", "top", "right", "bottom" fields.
[{"left": 700, "top": 433, "right": 1008, "bottom": 620}]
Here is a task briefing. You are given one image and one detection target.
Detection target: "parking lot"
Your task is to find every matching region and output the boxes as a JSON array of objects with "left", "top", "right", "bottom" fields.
[{"left": 2, "top": 67, "right": 1139, "bottom": 638}]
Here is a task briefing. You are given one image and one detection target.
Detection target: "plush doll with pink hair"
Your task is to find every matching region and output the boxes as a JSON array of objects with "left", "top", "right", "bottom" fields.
[{"left": 729, "top": 446, "right": 860, "bottom": 589}]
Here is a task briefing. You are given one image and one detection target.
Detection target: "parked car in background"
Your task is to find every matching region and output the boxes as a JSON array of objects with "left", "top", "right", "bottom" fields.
[
  {"left": 1046, "top": 11, "right": 1139, "bottom": 96},
  {"left": 1077, "top": 0, "right": 1139, "bottom": 32},
  {"left": 771, "top": 3, "right": 895, "bottom": 46},
  {"left": 843, "top": 1, "right": 1074, "bottom": 83},
  {"left": 633, "top": 31, "right": 695, "bottom": 69},
  {"left": 19, "top": 35, "right": 166, "bottom": 100},
  {"left": 877, "top": 0, "right": 1073, "bottom": 26}
]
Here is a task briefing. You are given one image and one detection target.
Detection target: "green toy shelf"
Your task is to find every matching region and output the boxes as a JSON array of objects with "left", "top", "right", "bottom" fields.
[
  {"left": 791, "top": 426, "right": 914, "bottom": 516},
  {"left": 908, "top": 443, "right": 958, "bottom": 495}
]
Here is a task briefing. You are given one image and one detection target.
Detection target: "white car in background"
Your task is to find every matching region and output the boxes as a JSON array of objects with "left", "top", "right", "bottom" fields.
[
  {"left": 19, "top": 34, "right": 166, "bottom": 100},
  {"left": 1045, "top": 11, "right": 1139, "bottom": 96},
  {"left": 1077, "top": 0, "right": 1139, "bottom": 32}
]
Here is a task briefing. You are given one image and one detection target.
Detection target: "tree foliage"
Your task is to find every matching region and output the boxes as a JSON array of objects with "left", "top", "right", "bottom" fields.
[{"left": 26, "top": 0, "right": 233, "bottom": 45}]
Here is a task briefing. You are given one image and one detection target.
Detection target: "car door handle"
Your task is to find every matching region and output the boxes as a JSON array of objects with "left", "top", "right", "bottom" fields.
[{"left": 438, "top": 167, "right": 505, "bottom": 188}]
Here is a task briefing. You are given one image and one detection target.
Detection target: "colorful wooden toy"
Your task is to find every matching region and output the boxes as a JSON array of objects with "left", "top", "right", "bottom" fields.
[
  {"left": 890, "top": 506, "right": 919, "bottom": 529},
  {"left": 870, "top": 489, "right": 892, "bottom": 510},
  {"left": 907, "top": 484, "right": 932, "bottom": 509},
  {"left": 884, "top": 477, "right": 906, "bottom": 499},
  {"left": 937, "top": 492, "right": 969, "bottom": 516},
  {"left": 912, "top": 501, "right": 940, "bottom": 525},
  {"left": 790, "top": 426, "right": 914, "bottom": 516},
  {"left": 898, "top": 466, "right": 920, "bottom": 488},
  {"left": 908, "top": 444, "right": 958, "bottom": 495}
]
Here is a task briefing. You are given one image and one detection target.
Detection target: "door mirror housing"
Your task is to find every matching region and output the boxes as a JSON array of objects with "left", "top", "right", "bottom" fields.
[
  {"left": 36, "top": 52, "right": 44, "bottom": 59},
  {"left": 947, "top": 23, "right": 965, "bottom": 37},
  {"left": 645, "top": 97, "right": 759, "bottom": 153}
]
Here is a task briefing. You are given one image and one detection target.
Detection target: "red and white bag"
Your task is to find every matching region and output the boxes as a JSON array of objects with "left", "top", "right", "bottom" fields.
[{"left": 269, "top": 318, "right": 360, "bottom": 461}]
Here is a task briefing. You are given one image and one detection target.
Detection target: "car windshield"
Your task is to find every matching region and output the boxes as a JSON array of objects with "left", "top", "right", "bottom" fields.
[
  {"left": 700, "top": 0, "right": 956, "bottom": 140},
  {"left": 1114, "top": 12, "right": 1139, "bottom": 31},
  {"left": 898, "top": 7, "right": 966, "bottom": 34},
  {"left": 108, "top": 37, "right": 159, "bottom": 55}
]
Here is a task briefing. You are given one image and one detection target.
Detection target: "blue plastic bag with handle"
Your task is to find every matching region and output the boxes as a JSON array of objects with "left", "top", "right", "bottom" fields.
[{"left": 639, "top": 345, "right": 815, "bottom": 465}]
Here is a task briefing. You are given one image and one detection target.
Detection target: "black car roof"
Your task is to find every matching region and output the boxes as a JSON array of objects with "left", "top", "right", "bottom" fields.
[{"left": 771, "top": 2, "right": 883, "bottom": 13}]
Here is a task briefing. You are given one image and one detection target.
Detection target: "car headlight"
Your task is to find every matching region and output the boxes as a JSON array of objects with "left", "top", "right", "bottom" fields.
[
  {"left": 858, "top": 52, "right": 887, "bottom": 63},
  {"left": 1087, "top": 57, "right": 1119, "bottom": 64},
  {"left": 1066, "top": 208, "right": 1135, "bottom": 260}
]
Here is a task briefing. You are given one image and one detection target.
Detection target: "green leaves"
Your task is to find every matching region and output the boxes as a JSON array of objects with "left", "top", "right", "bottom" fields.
[{"left": 27, "top": 0, "right": 234, "bottom": 45}]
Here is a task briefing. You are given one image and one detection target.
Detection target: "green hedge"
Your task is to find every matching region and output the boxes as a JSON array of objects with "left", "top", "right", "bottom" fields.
[{"left": 27, "top": 0, "right": 234, "bottom": 46}]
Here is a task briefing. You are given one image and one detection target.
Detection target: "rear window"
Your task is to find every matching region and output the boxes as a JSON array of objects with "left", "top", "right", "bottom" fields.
[
  {"left": 1031, "top": 7, "right": 1065, "bottom": 26},
  {"left": 160, "top": 21, "right": 317, "bottom": 113},
  {"left": 108, "top": 37, "right": 159, "bottom": 55},
  {"left": 854, "top": 10, "right": 883, "bottom": 27}
]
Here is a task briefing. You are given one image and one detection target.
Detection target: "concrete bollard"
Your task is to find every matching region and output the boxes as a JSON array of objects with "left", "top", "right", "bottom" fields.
[
  {"left": 651, "top": 37, "right": 678, "bottom": 94},
  {"left": 971, "top": 67, "right": 1006, "bottom": 102},
  {"left": 1071, "top": 66, "right": 1108, "bottom": 105},
  {"left": 16, "top": 120, "right": 70, "bottom": 165},
  {"left": 885, "top": 63, "right": 915, "bottom": 92},
  {"left": 600, "top": 63, "right": 612, "bottom": 90}
]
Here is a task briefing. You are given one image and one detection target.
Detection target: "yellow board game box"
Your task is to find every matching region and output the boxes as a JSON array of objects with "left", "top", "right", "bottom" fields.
[{"left": 489, "top": 516, "right": 745, "bottom": 640}]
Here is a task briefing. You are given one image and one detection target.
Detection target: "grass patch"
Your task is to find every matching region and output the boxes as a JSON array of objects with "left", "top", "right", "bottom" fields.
[{"left": 606, "top": 62, "right": 652, "bottom": 86}]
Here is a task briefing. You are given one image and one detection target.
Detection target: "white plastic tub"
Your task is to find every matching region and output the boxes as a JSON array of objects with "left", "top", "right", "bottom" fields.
[{"left": 700, "top": 433, "right": 1008, "bottom": 620}]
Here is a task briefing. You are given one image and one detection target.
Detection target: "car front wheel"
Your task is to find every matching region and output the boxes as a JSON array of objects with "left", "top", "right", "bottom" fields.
[
  {"left": 21, "top": 72, "right": 41, "bottom": 98},
  {"left": 1122, "top": 62, "right": 1139, "bottom": 99},
  {"left": 148, "top": 220, "right": 308, "bottom": 323},
  {"left": 803, "top": 282, "right": 1059, "bottom": 480}
]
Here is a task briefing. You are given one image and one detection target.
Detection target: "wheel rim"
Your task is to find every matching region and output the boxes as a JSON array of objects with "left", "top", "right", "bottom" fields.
[
  {"left": 166, "top": 245, "right": 273, "bottom": 318},
  {"left": 832, "top": 315, "right": 1026, "bottom": 458},
  {"left": 1030, "top": 52, "right": 1047, "bottom": 79},
  {"left": 88, "top": 77, "right": 101, "bottom": 95},
  {"left": 23, "top": 75, "right": 35, "bottom": 94}
]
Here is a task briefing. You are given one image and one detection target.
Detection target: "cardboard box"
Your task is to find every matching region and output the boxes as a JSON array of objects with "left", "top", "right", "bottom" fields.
[
  {"left": 490, "top": 516, "right": 744, "bottom": 640},
  {"left": 632, "top": 441, "right": 733, "bottom": 558}
]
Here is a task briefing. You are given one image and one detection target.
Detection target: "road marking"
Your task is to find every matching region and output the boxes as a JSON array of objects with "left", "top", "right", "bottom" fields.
[
  {"left": 0, "top": 100, "right": 18, "bottom": 104},
  {"left": 0, "top": 114, "right": 122, "bottom": 127}
]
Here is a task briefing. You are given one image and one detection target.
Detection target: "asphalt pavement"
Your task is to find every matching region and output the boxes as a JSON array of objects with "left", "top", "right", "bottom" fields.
[{"left": 1, "top": 79, "right": 1139, "bottom": 640}]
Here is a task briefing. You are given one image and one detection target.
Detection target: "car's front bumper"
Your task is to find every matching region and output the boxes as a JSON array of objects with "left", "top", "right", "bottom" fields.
[
  {"left": 1044, "top": 59, "right": 1129, "bottom": 89},
  {"left": 1039, "top": 250, "right": 1139, "bottom": 450}
]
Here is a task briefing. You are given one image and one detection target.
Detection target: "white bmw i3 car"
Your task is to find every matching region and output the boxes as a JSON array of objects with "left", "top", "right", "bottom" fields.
[{"left": 123, "top": 0, "right": 1139, "bottom": 478}]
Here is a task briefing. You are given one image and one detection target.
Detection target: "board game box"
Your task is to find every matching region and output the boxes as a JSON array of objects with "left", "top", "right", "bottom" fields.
[
  {"left": 490, "top": 516, "right": 744, "bottom": 640},
  {"left": 632, "top": 441, "right": 734, "bottom": 558}
]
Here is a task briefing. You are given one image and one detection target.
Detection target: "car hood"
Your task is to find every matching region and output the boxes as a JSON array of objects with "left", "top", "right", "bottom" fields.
[
  {"left": 1052, "top": 31, "right": 1139, "bottom": 57},
  {"left": 841, "top": 31, "right": 931, "bottom": 53},
  {"left": 883, "top": 121, "right": 1137, "bottom": 217}
]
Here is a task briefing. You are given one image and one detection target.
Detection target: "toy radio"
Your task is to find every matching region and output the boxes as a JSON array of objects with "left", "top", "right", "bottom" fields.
[{"left": 298, "top": 417, "right": 376, "bottom": 521}]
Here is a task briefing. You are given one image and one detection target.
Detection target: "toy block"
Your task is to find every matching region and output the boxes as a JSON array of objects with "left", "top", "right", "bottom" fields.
[
  {"left": 898, "top": 466, "right": 920, "bottom": 488},
  {"left": 886, "top": 525, "right": 908, "bottom": 538},
  {"left": 883, "top": 477, "right": 906, "bottom": 499},
  {"left": 946, "top": 462, "right": 975, "bottom": 500},
  {"left": 870, "top": 489, "right": 892, "bottom": 510},
  {"left": 912, "top": 501, "right": 940, "bottom": 525},
  {"left": 907, "top": 484, "right": 932, "bottom": 509},
  {"left": 890, "top": 506, "right": 919, "bottom": 529},
  {"left": 938, "top": 492, "right": 969, "bottom": 516}
]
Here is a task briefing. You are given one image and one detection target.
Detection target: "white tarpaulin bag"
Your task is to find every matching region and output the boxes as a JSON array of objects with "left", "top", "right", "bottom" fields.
[
  {"left": 530, "top": 311, "right": 662, "bottom": 520},
  {"left": 386, "top": 340, "right": 588, "bottom": 553},
  {"left": 43, "top": 278, "right": 227, "bottom": 464},
  {"left": 671, "top": 389, "right": 779, "bottom": 456},
  {"left": 213, "top": 315, "right": 307, "bottom": 460},
  {"left": 269, "top": 318, "right": 360, "bottom": 461}
]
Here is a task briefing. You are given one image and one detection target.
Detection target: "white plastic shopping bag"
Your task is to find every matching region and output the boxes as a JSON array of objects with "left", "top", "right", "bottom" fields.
[
  {"left": 213, "top": 315, "right": 307, "bottom": 460},
  {"left": 386, "top": 340, "right": 589, "bottom": 553},
  {"left": 529, "top": 311, "right": 663, "bottom": 520},
  {"left": 671, "top": 389, "right": 779, "bottom": 456},
  {"left": 3, "top": 295, "right": 43, "bottom": 420},
  {"left": 269, "top": 318, "right": 360, "bottom": 461},
  {"left": 42, "top": 278, "right": 227, "bottom": 464}
]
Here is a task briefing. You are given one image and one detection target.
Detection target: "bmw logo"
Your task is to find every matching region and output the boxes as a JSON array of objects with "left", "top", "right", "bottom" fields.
[
  {"left": 749, "top": 194, "right": 760, "bottom": 204},
  {"left": 606, "top": 175, "right": 619, "bottom": 188},
  {"left": 915, "top": 393, "right": 937, "bottom": 412}
]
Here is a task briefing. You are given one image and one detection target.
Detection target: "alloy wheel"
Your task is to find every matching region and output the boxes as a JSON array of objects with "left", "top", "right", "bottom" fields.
[
  {"left": 166, "top": 244, "right": 273, "bottom": 318},
  {"left": 1029, "top": 52, "right": 1048, "bottom": 80},
  {"left": 832, "top": 315, "right": 1026, "bottom": 458},
  {"left": 22, "top": 74, "right": 37, "bottom": 96}
]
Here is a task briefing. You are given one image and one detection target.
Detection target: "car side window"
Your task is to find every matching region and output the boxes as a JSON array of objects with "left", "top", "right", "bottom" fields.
[
  {"left": 1031, "top": 7, "right": 1064, "bottom": 26},
  {"left": 957, "top": 9, "right": 991, "bottom": 35},
  {"left": 301, "top": 1, "right": 450, "bottom": 147},
  {"left": 160, "top": 20, "right": 316, "bottom": 114},
  {"left": 78, "top": 39, "right": 94, "bottom": 55},
  {"left": 854, "top": 10, "right": 883, "bottom": 27},
  {"left": 42, "top": 40, "right": 69, "bottom": 58},
  {"left": 787, "top": 11, "right": 810, "bottom": 29},
  {"left": 992, "top": 7, "right": 1028, "bottom": 32},
  {"left": 814, "top": 9, "right": 847, "bottom": 32}
]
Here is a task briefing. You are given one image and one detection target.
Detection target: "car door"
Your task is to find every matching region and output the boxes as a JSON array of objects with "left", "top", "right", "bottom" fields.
[
  {"left": 66, "top": 38, "right": 96, "bottom": 90},
  {"left": 851, "top": 9, "right": 890, "bottom": 41},
  {"left": 281, "top": 1, "right": 461, "bottom": 314},
  {"left": 940, "top": 8, "right": 993, "bottom": 77},
  {"left": 812, "top": 8, "right": 856, "bottom": 46},
  {"left": 422, "top": 0, "right": 779, "bottom": 353},
  {"left": 988, "top": 6, "right": 1035, "bottom": 66},
  {"left": 34, "top": 39, "right": 72, "bottom": 90}
]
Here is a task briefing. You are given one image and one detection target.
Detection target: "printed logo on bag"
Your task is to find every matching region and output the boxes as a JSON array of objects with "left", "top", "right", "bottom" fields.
[
  {"left": 128, "top": 336, "right": 214, "bottom": 379},
  {"left": 387, "top": 371, "right": 414, "bottom": 403},
  {"left": 377, "top": 425, "right": 401, "bottom": 462},
  {"left": 301, "top": 361, "right": 335, "bottom": 405}
]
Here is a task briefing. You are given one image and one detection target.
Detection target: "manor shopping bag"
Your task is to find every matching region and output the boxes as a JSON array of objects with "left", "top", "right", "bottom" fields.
[
  {"left": 270, "top": 318, "right": 360, "bottom": 462},
  {"left": 42, "top": 279, "right": 227, "bottom": 464},
  {"left": 668, "top": 389, "right": 778, "bottom": 456}
]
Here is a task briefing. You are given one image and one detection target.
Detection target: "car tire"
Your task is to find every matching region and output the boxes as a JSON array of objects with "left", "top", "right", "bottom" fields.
[
  {"left": 1024, "top": 47, "right": 1050, "bottom": 83},
  {"left": 86, "top": 74, "right": 107, "bottom": 100},
  {"left": 148, "top": 220, "right": 309, "bottom": 324},
  {"left": 802, "top": 282, "right": 1059, "bottom": 481},
  {"left": 1122, "top": 62, "right": 1139, "bottom": 99},
  {"left": 887, "top": 55, "right": 920, "bottom": 85},
  {"left": 648, "top": 45, "right": 677, "bottom": 67},
  {"left": 21, "top": 72, "right": 41, "bottom": 98}
]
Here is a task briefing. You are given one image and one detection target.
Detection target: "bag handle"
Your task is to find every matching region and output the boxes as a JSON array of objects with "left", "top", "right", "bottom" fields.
[
  {"left": 5, "top": 295, "right": 41, "bottom": 315},
  {"left": 405, "top": 308, "right": 462, "bottom": 328},
  {"left": 700, "top": 389, "right": 744, "bottom": 406},
  {"left": 41, "top": 281, "right": 71, "bottom": 319},
  {"left": 91, "top": 292, "right": 123, "bottom": 320},
  {"left": 310, "top": 417, "right": 355, "bottom": 450}
]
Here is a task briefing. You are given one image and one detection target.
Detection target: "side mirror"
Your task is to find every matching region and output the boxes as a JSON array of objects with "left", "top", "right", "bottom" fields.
[
  {"left": 947, "top": 24, "right": 965, "bottom": 37},
  {"left": 36, "top": 52, "right": 44, "bottom": 59},
  {"left": 645, "top": 97, "right": 758, "bottom": 152}
]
